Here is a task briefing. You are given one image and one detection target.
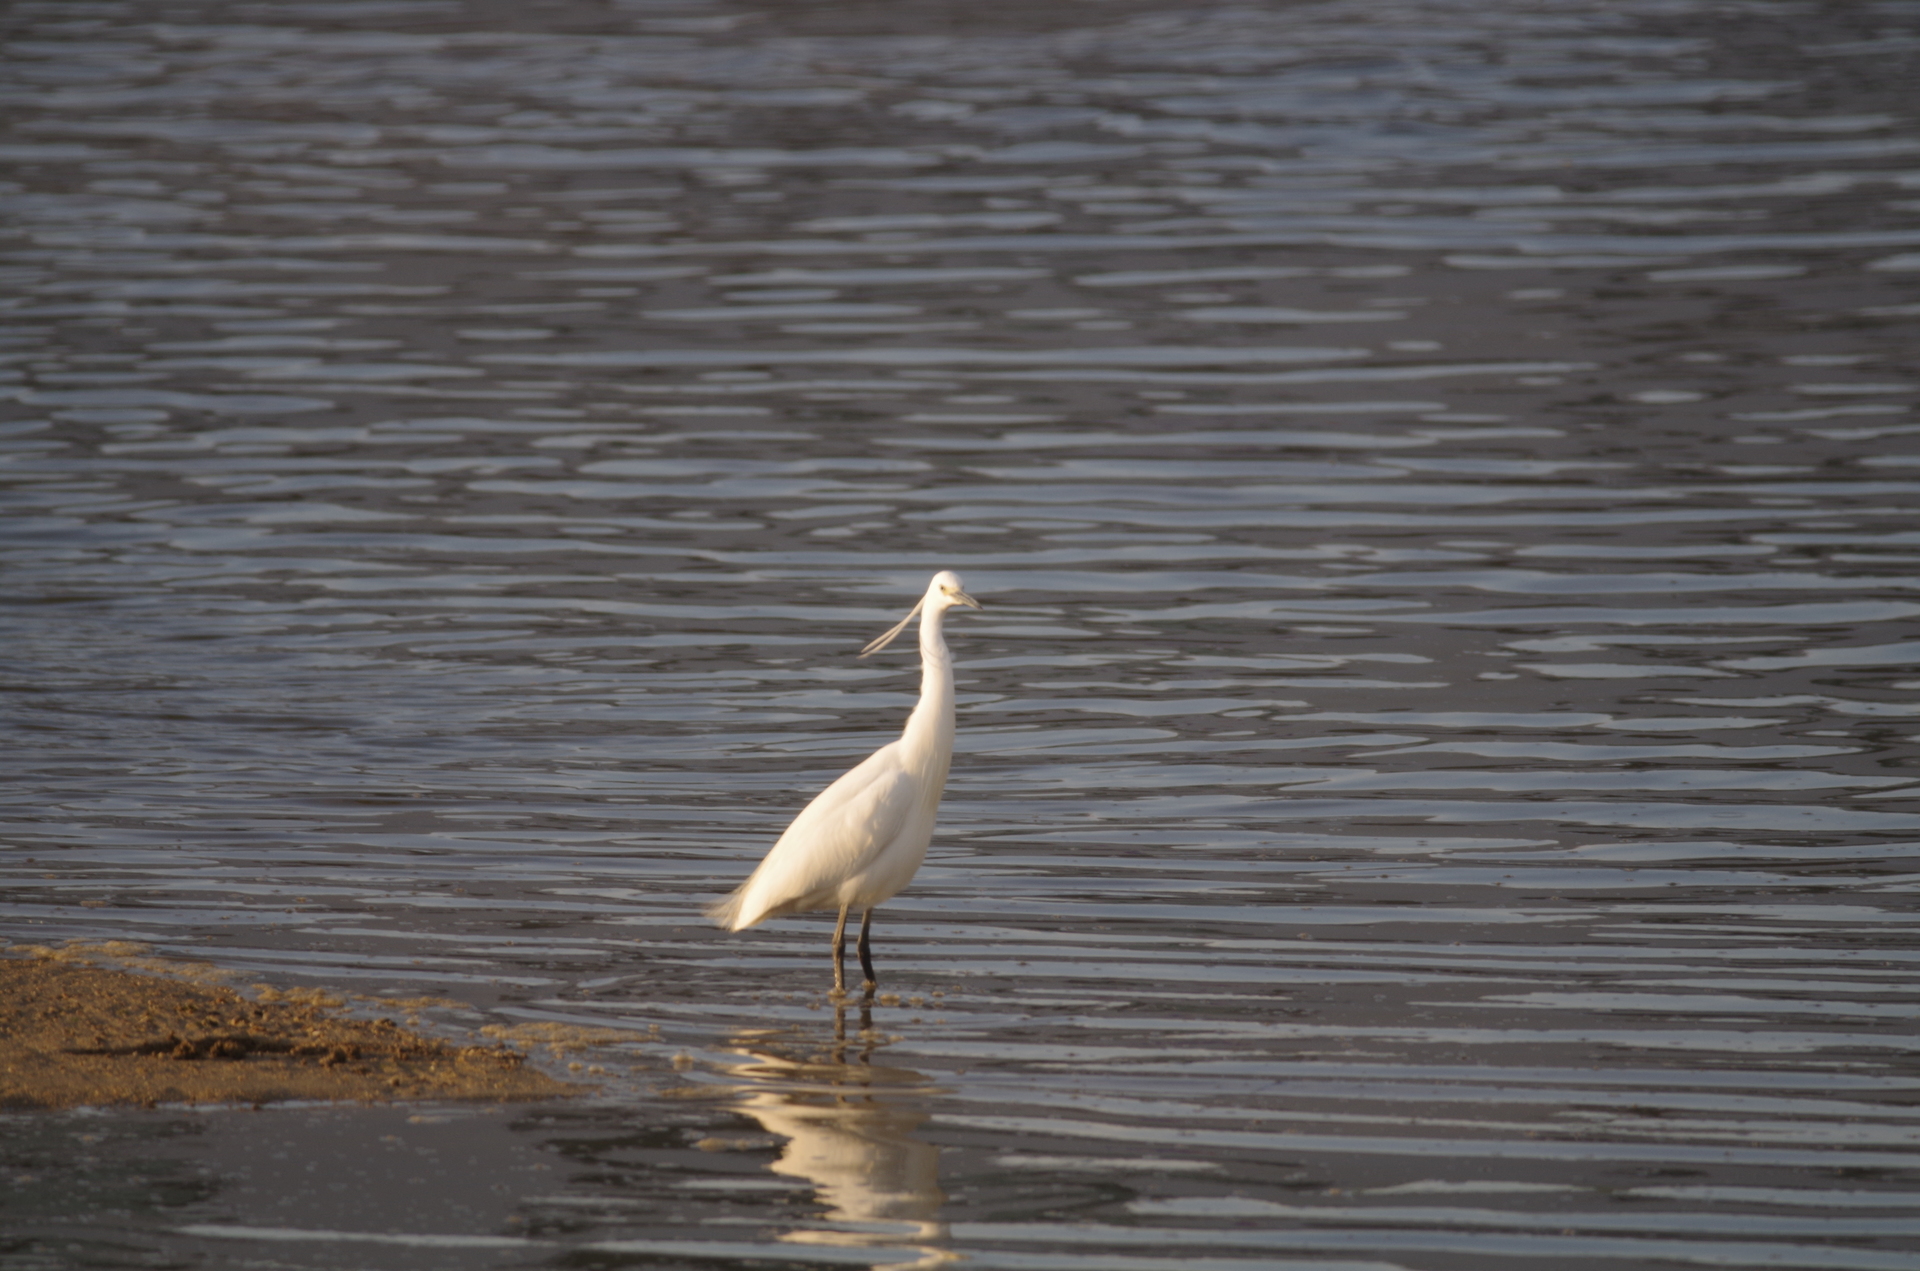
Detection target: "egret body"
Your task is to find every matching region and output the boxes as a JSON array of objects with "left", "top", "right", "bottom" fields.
[{"left": 706, "top": 570, "right": 982, "bottom": 995}]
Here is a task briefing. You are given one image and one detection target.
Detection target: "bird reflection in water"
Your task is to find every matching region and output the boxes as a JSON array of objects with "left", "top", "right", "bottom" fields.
[{"left": 717, "top": 999, "right": 953, "bottom": 1270}]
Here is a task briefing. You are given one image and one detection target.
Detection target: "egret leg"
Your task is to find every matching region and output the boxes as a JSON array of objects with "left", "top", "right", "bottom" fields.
[
  {"left": 830, "top": 903, "right": 851, "bottom": 998},
  {"left": 857, "top": 908, "right": 876, "bottom": 993}
]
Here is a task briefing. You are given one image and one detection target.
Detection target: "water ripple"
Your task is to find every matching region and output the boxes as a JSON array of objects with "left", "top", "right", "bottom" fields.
[{"left": 4, "top": 0, "right": 1918, "bottom": 1267}]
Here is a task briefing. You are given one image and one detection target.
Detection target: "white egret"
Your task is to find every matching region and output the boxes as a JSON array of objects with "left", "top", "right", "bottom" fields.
[{"left": 706, "top": 570, "right": 982, "bottom": 996}]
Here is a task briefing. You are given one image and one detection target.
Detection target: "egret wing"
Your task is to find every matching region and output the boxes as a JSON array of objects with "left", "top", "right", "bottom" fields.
[{"left": 712, "top": 744, "right": 920, "bottom": 928}]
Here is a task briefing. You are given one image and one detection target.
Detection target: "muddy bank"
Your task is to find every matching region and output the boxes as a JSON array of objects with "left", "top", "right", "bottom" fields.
[{"left": 0, "top": 950, "right": 576, "bottom": 1110}]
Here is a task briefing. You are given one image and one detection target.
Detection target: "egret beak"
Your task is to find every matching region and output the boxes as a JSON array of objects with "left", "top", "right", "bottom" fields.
[
  {"left": 858, "top": 598, "right": 923, "bottom": 658},
  {"left": 954, "top": 589, "right": 983, "bottom": 611}
]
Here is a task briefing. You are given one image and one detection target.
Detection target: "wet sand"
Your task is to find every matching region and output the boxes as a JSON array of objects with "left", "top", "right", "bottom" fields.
[{"left": 0, "top": 949, "right": 574, "bottom": 1110}]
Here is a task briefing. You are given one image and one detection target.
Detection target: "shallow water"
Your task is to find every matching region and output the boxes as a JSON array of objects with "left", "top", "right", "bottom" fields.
[{"left": 3, "top": 0, "right": 1920, "bottom": 1267}]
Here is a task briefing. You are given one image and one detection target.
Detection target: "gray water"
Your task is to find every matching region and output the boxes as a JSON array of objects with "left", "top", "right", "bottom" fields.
[{"left": 3, "top": 0, "right": 1920, "bottom": 1267}]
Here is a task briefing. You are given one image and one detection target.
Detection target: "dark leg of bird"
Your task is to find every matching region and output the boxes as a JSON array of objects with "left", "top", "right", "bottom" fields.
[
  {"left": 830, "top": 903, "right": 850, "bottom": 997},
  {"left": 857, "top": 908, "right": 876, "bottom": 993}
]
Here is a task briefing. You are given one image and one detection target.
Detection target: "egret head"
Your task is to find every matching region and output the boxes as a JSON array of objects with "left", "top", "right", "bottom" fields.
[
  {"left": 859, "top": 571, "right": 982, "bottom": 657},
  {"left": 929, "top": 569, "right": 983, "bottom": 613}
]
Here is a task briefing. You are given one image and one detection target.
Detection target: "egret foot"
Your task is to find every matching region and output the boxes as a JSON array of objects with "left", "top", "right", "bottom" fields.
[
  {"left": 831, "top": 902, "right": 853, "bottom": 994},
  {"left": 857, "top": 908, "right": 877, "bottom": 993}
]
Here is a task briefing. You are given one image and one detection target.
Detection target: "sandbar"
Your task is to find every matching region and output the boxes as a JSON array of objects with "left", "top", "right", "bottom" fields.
[{"left": 1, "top": 949, "right": 575, "bottom": 1110}]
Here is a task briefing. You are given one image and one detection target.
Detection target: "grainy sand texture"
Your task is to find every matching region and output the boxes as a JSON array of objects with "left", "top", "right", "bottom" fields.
[{"left": 1, "top": 950, "right": 575, "bottom": 1110}]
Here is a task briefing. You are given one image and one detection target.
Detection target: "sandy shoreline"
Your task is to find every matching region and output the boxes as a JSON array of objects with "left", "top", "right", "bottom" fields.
[{"left": 1, "top": 947, "right": 577, "bottom": 1110}]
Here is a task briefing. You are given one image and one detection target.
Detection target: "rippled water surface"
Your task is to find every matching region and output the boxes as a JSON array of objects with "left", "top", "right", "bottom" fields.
[{"left": 4, "top": 0, "right": 1920, "bottom": 1267}]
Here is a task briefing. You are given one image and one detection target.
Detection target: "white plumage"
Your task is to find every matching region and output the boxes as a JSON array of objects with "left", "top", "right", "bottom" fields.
[{"left": 706, "top": 570, "right": 982, "bottom": 994}]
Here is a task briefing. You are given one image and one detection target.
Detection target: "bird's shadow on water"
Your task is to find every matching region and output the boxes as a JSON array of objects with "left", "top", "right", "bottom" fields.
[{"left": 714, "top": 998, "right": 956, "bottom": 1270}]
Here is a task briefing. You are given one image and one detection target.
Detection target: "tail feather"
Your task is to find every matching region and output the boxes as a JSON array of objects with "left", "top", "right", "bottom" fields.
[{"left": 704, "top": 884, "right": 753, "bottom": 931}]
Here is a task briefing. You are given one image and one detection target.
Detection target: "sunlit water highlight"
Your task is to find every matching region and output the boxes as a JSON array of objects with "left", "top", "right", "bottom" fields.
[{"left": 3, "top": 0, "right": 1918, "bottom": 1267}]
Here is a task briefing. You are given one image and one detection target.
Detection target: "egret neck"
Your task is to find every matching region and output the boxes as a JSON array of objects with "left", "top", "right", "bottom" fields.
[{"left": 899, "top": 599, "right": 958, "bottom": 793}]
